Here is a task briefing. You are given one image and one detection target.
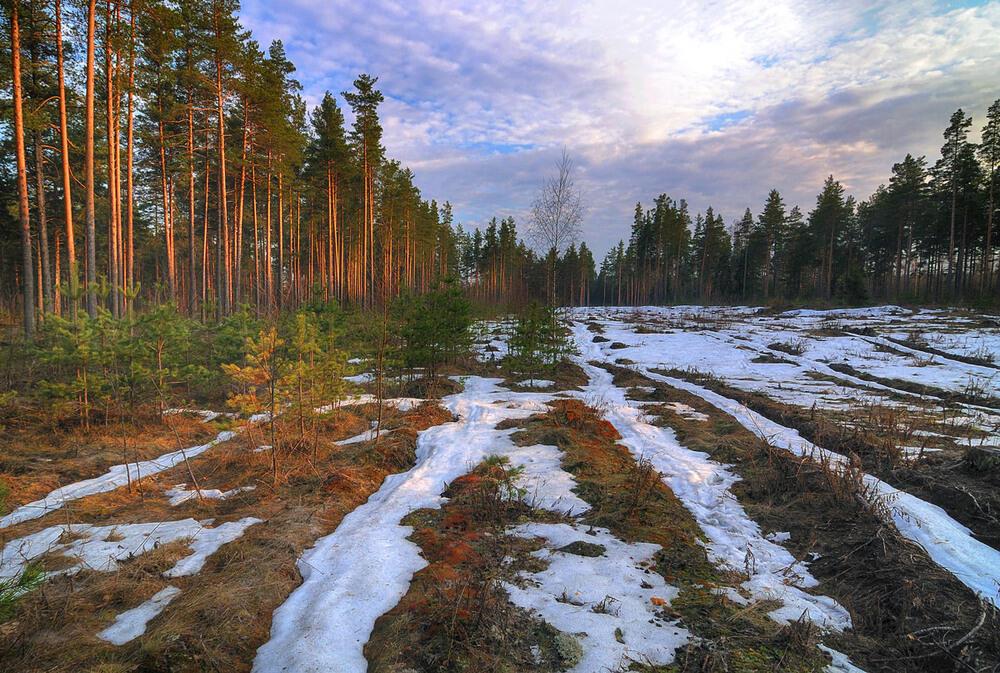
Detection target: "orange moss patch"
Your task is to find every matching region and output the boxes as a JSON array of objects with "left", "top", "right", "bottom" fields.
[{"left": 365, "top": 461, "right": 564, "bottom": 673}]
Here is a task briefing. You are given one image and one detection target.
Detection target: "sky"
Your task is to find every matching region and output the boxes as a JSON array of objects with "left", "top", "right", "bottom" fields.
[{"left": 239, "top": 0, "right": 1000, "bottom": 258}]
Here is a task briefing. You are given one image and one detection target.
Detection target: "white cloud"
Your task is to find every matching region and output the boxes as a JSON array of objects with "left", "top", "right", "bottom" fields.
[{"left": 239, "top": 0, "right": 1000, "bottom": 257}]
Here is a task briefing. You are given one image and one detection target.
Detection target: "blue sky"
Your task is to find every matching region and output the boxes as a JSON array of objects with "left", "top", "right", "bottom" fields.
[{"left": 239, "top": 0, "right": 1000, "bottom": 258}]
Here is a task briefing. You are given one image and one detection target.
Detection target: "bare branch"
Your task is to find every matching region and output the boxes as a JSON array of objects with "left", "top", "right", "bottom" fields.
[{"left": 528, "top": 148, "right": 584, "bottom": 256}]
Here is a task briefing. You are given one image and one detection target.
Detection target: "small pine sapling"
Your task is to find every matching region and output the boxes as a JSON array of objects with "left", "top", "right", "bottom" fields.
[{"left": 223, "top": 327, "right": 285, "bottom": 484}]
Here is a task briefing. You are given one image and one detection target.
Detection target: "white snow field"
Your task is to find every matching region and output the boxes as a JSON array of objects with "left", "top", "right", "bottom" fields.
[
  {"left": 572, "top": 306, "right": 1000, "bottom": 607},
  {"left": 572, "top": 324, "right": 852, "bottom": 629},
  {"left": 253, "top": 362, "right": 853, "bottom": 671},
  {"left": 576, "top": 306, "right": 998, "bottom": 431}
]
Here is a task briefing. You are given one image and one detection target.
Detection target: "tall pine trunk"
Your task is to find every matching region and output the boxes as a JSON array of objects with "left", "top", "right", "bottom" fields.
[
  {"left": 9, "top": 0, "right": 34, "bottom": 336},
  {"left": 34, "top": 133, "right": 53, "bottom": 316},
  {"left": 124, "top": 2, "right": 136, "bottom": 314},
  {"left": 55, "top": 0, "right": 77, "bottom": 320},
  {"left": 187, "top": 104, "right": 197, "bottom": 314},
  {"left": 105, "top": 0, "right": 121, "bottom": 317},
  {"left": 84, "top": 0, "right": 98, "bottom": 317},
  {"left": 213, "top": 14, "right": 230, "bottom": 317}
]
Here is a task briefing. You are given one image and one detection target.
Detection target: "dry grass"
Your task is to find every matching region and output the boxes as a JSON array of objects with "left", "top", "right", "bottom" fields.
[
  {"left": 0, "top": 410, "right": 215, "bottom": 511},
  {"left": 610, "top": 364, "right": 1000, "bottom": 672},
  {"left": 366, "top": 459, "right": 567, "bottom": 673},
  {"left": 0, "top": 400, "right": 454, "bottom": 673}
]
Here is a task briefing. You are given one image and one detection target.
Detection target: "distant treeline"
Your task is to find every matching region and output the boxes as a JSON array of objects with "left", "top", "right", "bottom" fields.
[
  {"left": 457, "top": 103, "right": 999, "bottom": 309},
  {"left": 597, "top": 103, "right": 1000, "bottom": 307}
]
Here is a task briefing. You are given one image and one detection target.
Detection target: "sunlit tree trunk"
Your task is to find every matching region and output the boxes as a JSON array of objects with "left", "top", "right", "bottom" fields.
[
  {"left": 251, "top": 155, "right": 261, "bottom": 314},
  {"left": 158, "top": 114, "right": 175, "bottom": 302},
  {"left": 84, "top": 0, "right": 98, "bottom": 317},
  {"left": 201, "top": 154, "right": 210, "bottom": 318},
  {"left": 265, "top": 153, "right": 273, "bottom": 310},
  {"left": 105, "top": 0, "right": 121, "bottom": 317},
  {"left": 124, "top": 1, "right": 136, "bottom": 314},
  {"left": 234, "top": 102, "right": 249, "bottom": 307},
  {"left": 213, "top": 17, "right": 230, "bottom": 316},
  {"left": 10, "top": 0, "right": 35, "bottom": 336},
  {"left": 187, "top": 104, "right": 197, "bottom": 314},
  {"left": 55, "top": 0, "right": 77, "bottom": 320},
  {"left": 277, "top": 169, "right": 284, "bottom": 309},
  {"left": 54, "top": 231, "right": 62, "bottom": 315}
]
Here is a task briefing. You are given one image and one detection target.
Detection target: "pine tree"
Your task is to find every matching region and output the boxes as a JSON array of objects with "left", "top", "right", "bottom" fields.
[
  {"left": 756, "top": 189, "right": 786, "bottom": 298},
  {"left": 343, "top": 74, "right": 384, "bottom": 303},
  {"left": 978, "top": 100, "right": 1000, "bottom": 292},
  {"left": 223, "top": 327, "right": 284, "bottom": 484},
  {"left": 887, "top": 154, "right": 928, "bottom": 296},
  {"left": 306, "top": 92, "right": 350, "bottom": 298},
  {"left": 732, "top": 208, "right": 754, "bottom": 299},
  {"left": 8, "top": 0, "right": 35, "bottom": 335},
  {"left": 808, "top": 176, "right": 849, "bottom": 298},
  {"left": 934, "top": 109, "right": 974, "bottom": 295}
]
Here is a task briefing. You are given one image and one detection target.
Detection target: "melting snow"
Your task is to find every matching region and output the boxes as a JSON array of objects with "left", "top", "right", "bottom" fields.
[
  {"left": 252, "top": 378, "right": 567, "bottom": 673},
  {"left": 0, "top": 517, "right": 261, "bottom": 581},
  {"left": 572, "top": 326, "right": 851, "bottom": 630},
  {"left": 0, "top": 429, "right": 237, "bottom": 529},
  {"left": 572, "top": 311, "right": 1000, "bottom": 607},
  {"left": 334, "top": 426, "right": 397, "bottom": 446},
  {"left": 819, "top": 644, "right": 868, "bottom": 672},
  {"left": 97, "top": 585, "right": 181, "bottom": 645},
  {"left": 344, "top": 372, "right": 375, "bottom": 384},
  {"left": 505, "top": 523, "right": 689, "bottom": 672},
  {"left": 512, "top": 379, "right": 555, "bottom": 388},
  {"left": 504, "top": 443, "right": 590, "bottom": 515},
  {"left": 165, "top": 484, "right": 256, "bottom": 506},
  {"left": 661, "top": 401, "right": 709, "bottom": 421}
]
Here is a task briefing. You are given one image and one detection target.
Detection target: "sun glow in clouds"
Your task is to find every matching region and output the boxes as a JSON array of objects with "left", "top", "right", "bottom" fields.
[{"left": 240, "top": 0, "right": 1000, "bottom": 256}]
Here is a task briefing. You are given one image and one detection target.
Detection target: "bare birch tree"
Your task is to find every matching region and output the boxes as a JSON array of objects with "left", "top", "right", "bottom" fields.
[{"left": 528, "top": 148, "right": 584, "bottom": 303}]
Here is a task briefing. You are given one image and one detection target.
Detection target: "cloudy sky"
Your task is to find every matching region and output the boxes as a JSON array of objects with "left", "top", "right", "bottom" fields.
[{"left": 239, "top": 0, "right": 1000, "bottom": 258}]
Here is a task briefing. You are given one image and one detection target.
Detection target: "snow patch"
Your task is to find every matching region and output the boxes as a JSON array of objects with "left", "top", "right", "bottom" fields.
[
  {"left": 334, "top": 427, "right": 397, "bottom": 446},
  {"left": 819, "top": 644, "right": 868, "bottom": 672},
  {"left": 662, "top": 401, "right": 709, "bottom": 421},
  {"left": 0, "top": 430, "right": 237, "bottom": 529},
  {"left": 344, "top": 372, "right": 374, "bottom": 384},
  {"left": 513, "top": 379, "right": 555, "bottom": 389},
  {"left": 98, "top": 585, "right": 181, "bottom": 645},
  {"left": 505, "top": 523, "right": 688, "bottom": 672},
  {"left": 0, "top": 517, "right": 261, "bottom": 581},
  {"left": 504, "top": 444, "right": 589, "bottom": 515},
  {"left": 165, "top": 484, "right": 256, "bottom": 506}
]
